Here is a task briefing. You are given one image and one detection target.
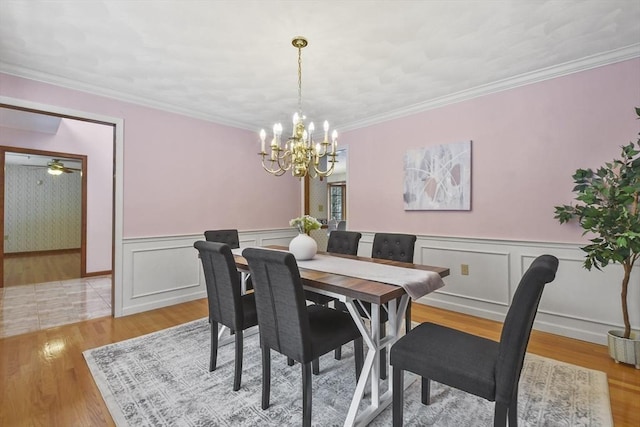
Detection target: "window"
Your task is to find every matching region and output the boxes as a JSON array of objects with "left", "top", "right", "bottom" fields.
[{"left": 328, "top": 182, "right": 346, "bottom": 221}]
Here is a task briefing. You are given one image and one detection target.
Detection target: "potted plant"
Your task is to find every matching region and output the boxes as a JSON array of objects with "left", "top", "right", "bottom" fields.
[{"left": 554, "top": 108, "right": 640, "bottom": 368}]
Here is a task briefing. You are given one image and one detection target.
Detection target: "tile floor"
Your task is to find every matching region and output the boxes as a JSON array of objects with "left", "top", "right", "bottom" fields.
[{"left": 0, "top": 276, "right": 112, "bottom": 338}]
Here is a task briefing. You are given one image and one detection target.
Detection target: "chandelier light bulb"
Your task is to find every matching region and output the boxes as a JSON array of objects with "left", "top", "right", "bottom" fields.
[{"left": 259, "top": 129, "right": 266, "bottom": 152}]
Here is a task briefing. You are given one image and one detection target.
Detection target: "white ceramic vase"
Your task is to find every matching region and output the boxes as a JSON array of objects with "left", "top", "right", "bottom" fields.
[{"left": 289, "top": 233, "right": 317, "bottom": 260}]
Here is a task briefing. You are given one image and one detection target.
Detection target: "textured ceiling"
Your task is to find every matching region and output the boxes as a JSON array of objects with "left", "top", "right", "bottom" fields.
[{"left": 0, "top": 0, "right": 639, "bottom": 134}]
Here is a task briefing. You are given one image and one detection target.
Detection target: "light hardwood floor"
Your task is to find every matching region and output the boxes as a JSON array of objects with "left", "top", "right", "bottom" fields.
[
  {"left": 3, "top": 250, "right": 81, "bottom": 286},
  {"left": 0, "top": 300, "right": 638, "bottom": 426}
]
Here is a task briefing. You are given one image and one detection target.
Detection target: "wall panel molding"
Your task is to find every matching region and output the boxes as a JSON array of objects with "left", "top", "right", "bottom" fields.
[
  {"left": 121, "top": 229, "right": 638, "bottom": 345},
  {"left": 121, "top": 228, "right": 297, "bottom": 316}
]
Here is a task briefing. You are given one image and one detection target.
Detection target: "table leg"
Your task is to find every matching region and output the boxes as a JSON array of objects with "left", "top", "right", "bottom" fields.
[{"left": 342, "top": 294, "right": 410, "bottom": 426}]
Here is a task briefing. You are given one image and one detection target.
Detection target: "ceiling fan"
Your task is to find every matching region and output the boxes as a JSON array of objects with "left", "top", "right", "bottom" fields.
[
  {"left": 46, "top": 159, "right": 80, "bottom": 175},
  {"left": 20, "top": 158, "right": 81, "bottom": 175}
]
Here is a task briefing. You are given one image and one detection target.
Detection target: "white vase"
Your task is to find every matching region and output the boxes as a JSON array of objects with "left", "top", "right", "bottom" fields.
[{"left": 289, "top": 233, "right": 317, "bottom": 260}]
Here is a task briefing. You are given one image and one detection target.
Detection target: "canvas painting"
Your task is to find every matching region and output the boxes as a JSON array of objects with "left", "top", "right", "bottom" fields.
[{"left": 403, "top": 141, "right": 471, "bottom": 210}]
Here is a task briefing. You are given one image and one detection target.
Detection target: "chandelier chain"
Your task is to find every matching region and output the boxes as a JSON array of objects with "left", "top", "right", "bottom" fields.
[{"left": 297, "top": 45, "right": 302, "bottom": 114}]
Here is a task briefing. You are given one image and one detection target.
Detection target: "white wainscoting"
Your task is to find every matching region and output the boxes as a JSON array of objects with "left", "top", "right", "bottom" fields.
[
  {"left": 121, "top": 230, "right": 639, "bottom": 345},
  {"left": 120, "top": 228, "right": 297, "bottom": 316},
  {"left": 358, "top": 233, "right": 640, "bottom": 345}
]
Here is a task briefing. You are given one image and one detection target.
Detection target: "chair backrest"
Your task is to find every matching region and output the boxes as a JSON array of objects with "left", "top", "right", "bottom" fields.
[
  {"left": 242, "top": 248, "right": 313, "bottom": 363},
  {"left": 371, "top": 233, "right": 417, "bottom": 263},
  {"left": 327, "top": 230, "right": 362, "bottom": 256},
  {"left": 337, "top": 220, "right": 347, "bottom": 231},
  {"left": 495, "top": 254, "right": 559, "bottom": 404},
  {"left": 194, "top": 241, "right": 244, "bottom": 330},
  {"left": 204, "top": 229, "right": 240, "bottom": 249}
]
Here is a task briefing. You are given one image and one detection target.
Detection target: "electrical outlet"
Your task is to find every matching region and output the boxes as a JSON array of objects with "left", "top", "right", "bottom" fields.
[
  {"left": 461, "top": 264, "right": 469, "bottom": 275},
  {"left": 4, "top": 235, "right": 8, "bottom": 241},
  {"left": 318, "top": 205, "right": 324, "bottom": 212}
]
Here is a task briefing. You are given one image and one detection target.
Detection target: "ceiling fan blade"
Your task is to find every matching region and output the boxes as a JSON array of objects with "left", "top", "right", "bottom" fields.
[{"left": 21, "top": 164, "right": 47, "bottom": 168}]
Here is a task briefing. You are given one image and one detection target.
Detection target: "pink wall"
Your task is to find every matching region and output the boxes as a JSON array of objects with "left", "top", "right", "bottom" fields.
[
  {"left": 344, "top": 59, "right": 640, "bottom": 244},
  {"left": 1, "top": 120, "right": 113, "bottom": 273},
  {"left": 0, "top": 73, "right": 302, "bottom": 238}
]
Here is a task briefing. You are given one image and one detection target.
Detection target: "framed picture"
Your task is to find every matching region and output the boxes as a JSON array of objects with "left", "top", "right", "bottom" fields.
[{"left": 403, "top": 141, "right": 471, "bottom": 210}]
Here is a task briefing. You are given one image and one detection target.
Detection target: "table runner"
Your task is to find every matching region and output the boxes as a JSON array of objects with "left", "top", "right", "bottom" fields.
[
  {"left": 296, "top": 254, "right": 444, "bottom": 299},
  {"left": 234, "top": 248, "right": 444, "bottom": 299}
]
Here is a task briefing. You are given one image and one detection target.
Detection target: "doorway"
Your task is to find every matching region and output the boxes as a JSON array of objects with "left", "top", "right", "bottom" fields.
[
  {"left": 2, "top": 147, "right": 87, "bottom": 287},
  {"left": 0, "top": 98, "right": 123, "bottom": 319},
  {"left": 305, "top": 148, "right": 348, "bottom": 250}
]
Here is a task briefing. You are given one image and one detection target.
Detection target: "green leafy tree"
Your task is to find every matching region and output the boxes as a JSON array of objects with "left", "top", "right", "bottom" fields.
[{"left": 554, "top": 108, "right": 640, "bottom": 339}]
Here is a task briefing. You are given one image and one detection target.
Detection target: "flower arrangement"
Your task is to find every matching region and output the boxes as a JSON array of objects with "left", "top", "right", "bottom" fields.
[{"left": 289, "top": 215, "right": 322, "bottom": 234}]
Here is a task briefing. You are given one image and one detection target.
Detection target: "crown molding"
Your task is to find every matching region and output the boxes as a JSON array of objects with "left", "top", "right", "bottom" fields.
[
  {"left": 340, "top": 44, "right": 640, "bottom": 132},
  {"left": 2, "top": 44, "right": 638, "bottom": 132},
  {"left": 0, "top": 65, "right": 256, "bottom": 131}
]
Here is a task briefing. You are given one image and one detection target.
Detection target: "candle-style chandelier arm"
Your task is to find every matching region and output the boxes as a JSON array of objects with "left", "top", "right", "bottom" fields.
[{"left": 257, "top": 36, "right": 339, "bottom": 179}]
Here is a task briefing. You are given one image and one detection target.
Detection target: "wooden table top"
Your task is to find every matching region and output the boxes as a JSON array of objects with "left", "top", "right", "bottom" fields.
[{"left": 233, "top": 247, "right": 449, "bottom": 305}]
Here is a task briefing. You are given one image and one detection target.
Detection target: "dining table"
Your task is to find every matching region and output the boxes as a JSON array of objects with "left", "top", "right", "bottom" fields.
[{"left": 232, "top": 246, "right": 449, "bottom": 427}]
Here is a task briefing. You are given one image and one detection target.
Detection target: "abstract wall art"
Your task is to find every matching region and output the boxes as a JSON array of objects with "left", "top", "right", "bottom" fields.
[{"left": 403, "top": 141, "right": 471, "bottom": 210}]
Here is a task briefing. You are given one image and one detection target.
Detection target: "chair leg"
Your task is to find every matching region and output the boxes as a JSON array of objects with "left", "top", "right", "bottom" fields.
[
  {"left": 287, "top": 357, "right": 295, "bottom": 366},
  {"left": 354, "top": 337, "right": 363, "bottom": 380},
  {"left": 312, "top": 358, "right": 320, "bottom": 375},
  {"left": 209, "top": 320, "right": 218, "bottom": 372},
  {"left": 421, "top": 377, "right": 431, "bottom": 405},
  {"left": 494, "top": 402, "right": 508, "bottom": 427},
  {"left": 334, "top": 346, "right": 342, "bottom": 360},
  {"left": 392, "top": 366, "right": 404, "bottom": 427},
  {"left": 380, "top": 323, "right": 387, "bottom": 380},
  {"left": 508, "top": 391, "right": 518, "bottom": 427},
  {"left": 302, "top": 362, "right": 313, "bottom": 427},
  {"left": 405, "top": 300, "right": 412, "bottom": 333},
  {"left": 261, "top": 347, "right": 271, "bottom": 410},
  {"left": 233, "top": 330, "right": 243, "bottom": 391}
]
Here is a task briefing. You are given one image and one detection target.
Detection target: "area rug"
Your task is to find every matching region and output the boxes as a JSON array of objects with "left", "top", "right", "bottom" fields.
[{"left": 83, "top": 318, "right": 612, "bottom": 426}]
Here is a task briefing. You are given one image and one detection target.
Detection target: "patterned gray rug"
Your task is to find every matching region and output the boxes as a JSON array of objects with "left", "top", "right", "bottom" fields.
[{"left": 84, "top": 318, "right": 612, "bottom": 426}]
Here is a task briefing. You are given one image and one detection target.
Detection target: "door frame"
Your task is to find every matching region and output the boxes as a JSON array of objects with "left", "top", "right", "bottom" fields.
[
  {"left": 1, "top": 146, "right": 88, "bottom": 286},
  {"left": 0, "top": 96, "right": 124, "bottom": 316}
]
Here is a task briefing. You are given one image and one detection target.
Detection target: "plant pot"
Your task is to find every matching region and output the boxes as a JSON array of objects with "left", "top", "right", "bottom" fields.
[
  {"left": 289, "top": 233, "right": 317, "bottom": 260},
  {"left": 607, "top": 330, "right": 640, "bottom": 369}
]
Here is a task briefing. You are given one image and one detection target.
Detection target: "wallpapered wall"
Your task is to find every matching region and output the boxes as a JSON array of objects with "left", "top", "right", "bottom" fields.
[{"left": 4, "top": 164, "right": 82, "bottom": 253}]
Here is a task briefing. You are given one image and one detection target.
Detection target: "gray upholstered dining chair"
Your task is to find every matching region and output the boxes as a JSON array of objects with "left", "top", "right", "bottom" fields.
[
  {"left": 372, "top": 232, "right": 417, "bottom": 340},
  {"left": 204, "top": 229, "right": 252, "bottom": 291},
  {"left": 327, "top": 230, "right": 362, "bottom": 255},
  {"left": 194, "top": 241, "right": 258, "bottom": 391},
  {"left": 242, "top": 247, "right": 364, "bottom": 427},
  {"left": 306, "top": 230, "right": 362, "bottom": 305},
  {"left": 204, "top": 229, "right": 240, "bottom": 248},
  {"left": 390, "top": 254, "right": 559, "bottom": 427},
  {"left": 366, "top": 232, "right": 418, "bottom": 379},
  {"left": 323, "top": 230, "right": 363, "bottom": 361}
]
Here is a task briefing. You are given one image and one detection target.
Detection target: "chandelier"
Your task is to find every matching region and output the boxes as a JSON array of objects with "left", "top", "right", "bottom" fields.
[{"left": 258, "top": 36, "right": 338, "bottom": 178}]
